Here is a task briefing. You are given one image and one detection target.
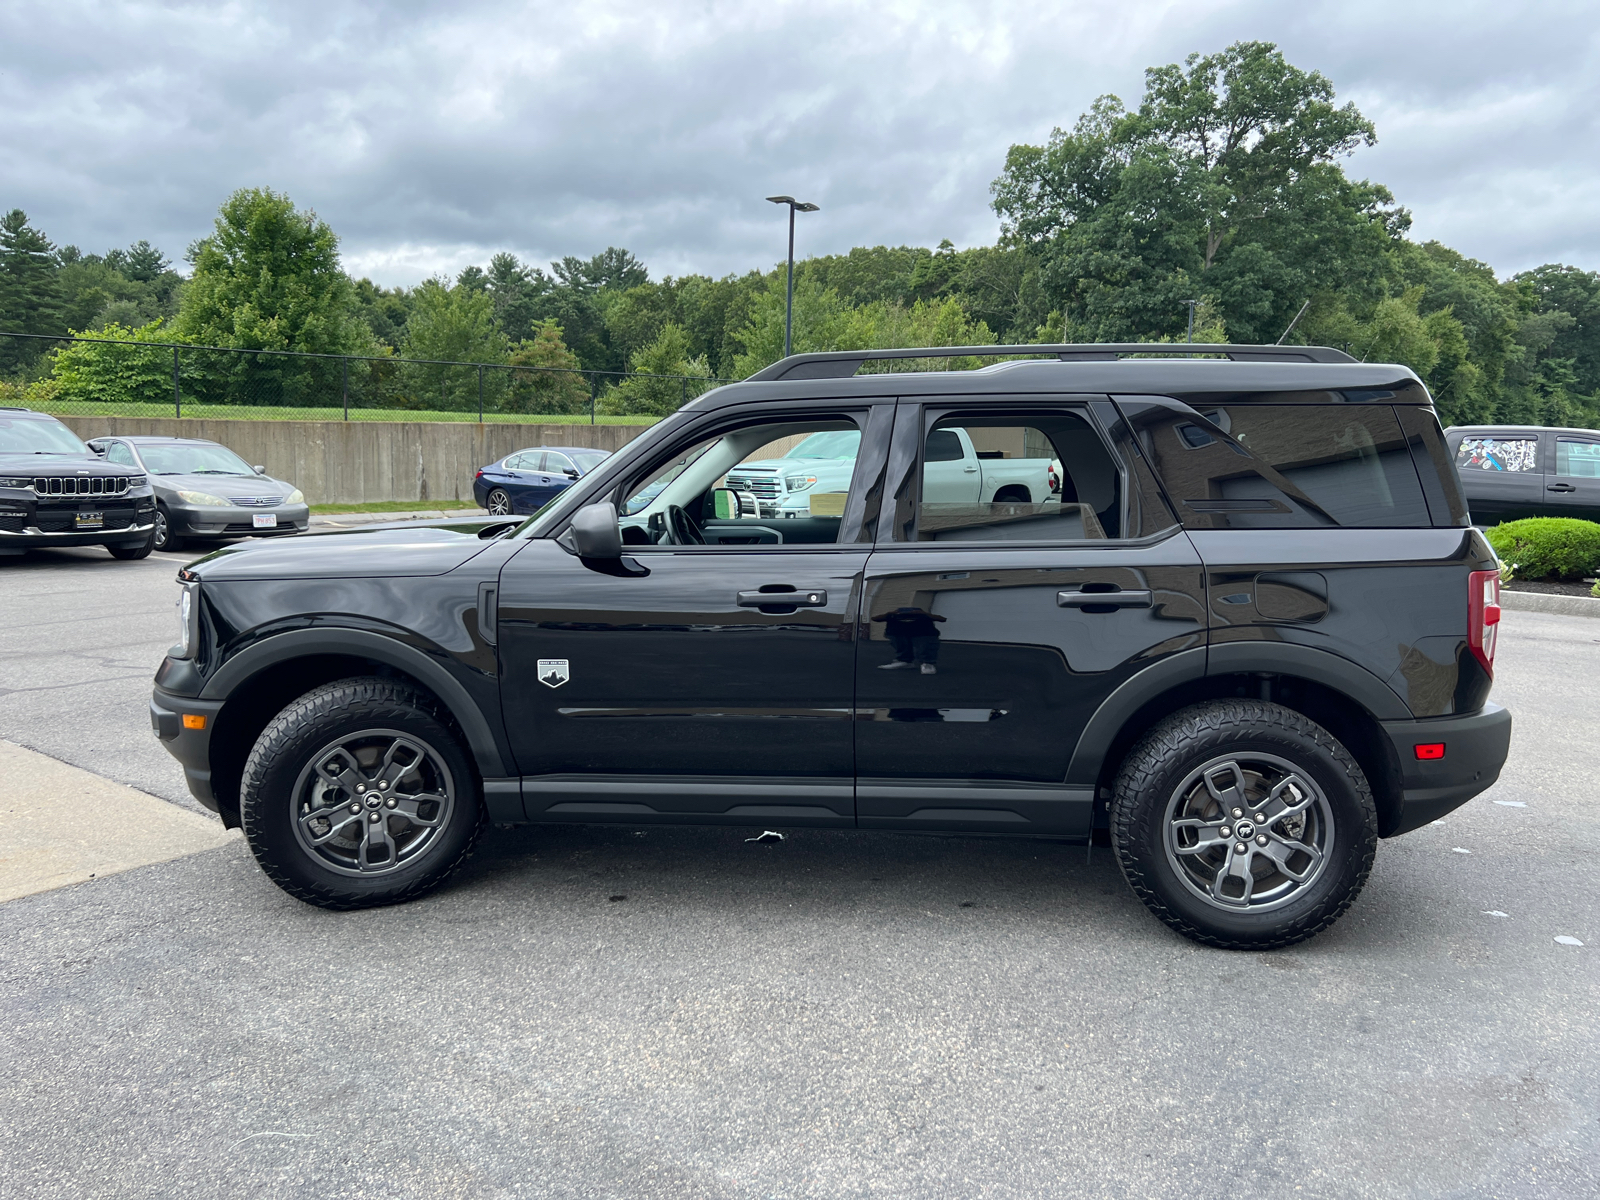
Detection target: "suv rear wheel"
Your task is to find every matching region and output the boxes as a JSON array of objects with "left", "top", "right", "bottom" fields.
[
  {"left": 239, "top": 677, "right": 484, "bottom": 909},
  {"left": 1111, "top": 700, "right": 1377, "bottom": 949}
]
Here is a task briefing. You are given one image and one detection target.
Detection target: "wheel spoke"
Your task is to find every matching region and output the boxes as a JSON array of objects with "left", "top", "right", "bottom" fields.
[
  {"left": 1261, "top": 833, "right": 1322, "bottom": 883},
  {"left": 1201, "top": 761, "right": 1250, "bottom": 815},
  {"left": 377, "top": 738, "right": 425, "bottom": 787},
  {"left": 358, "top": 812, "right": 398, "bottom": 871},
  {"left": 1171, "top": 818, "right": 1230, "bottom": 857},
  {"left": 1210, "top": 844, "right": 1256, "bottom": 906},
  {"left": 390, "top": 793, "right": 447, "bottom": 827},
  {"left": 300, "top": 804, "right": 362, "bottom": 846},
  {"left": 314, "top": 747, "right": 366, "bottom": 797},
  {"left": 1263, "top": 773, "right": 1313, "bottom": 821}
]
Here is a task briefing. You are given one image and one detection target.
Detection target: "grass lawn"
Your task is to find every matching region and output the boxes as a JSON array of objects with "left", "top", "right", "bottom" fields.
[
  {"left": 39, "top": 401, "right": 660, "bottom": 426},
  {"left": 310, "top": 500, "right": 484, "bottom": 514}
]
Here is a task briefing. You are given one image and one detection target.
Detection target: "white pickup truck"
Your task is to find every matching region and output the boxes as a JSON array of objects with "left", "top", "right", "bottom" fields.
[{"left": 724, "top": 427, "right": 1058, "bottom": 518}]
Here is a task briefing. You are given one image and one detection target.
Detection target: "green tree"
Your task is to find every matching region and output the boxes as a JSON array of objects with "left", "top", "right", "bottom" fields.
[
  {"left": 505, "top": 320, "right": 591, "bottom": 414},
  {"left": 399, "top": 278, "right": 509, "bottom": 410},
  {"left": 601, "top": 323, "right": 712, "bottom": 416},
  {"left": 0, "top": 209, "right": 65, "bottom": 372},
  {"left": 50, "top": 320, "right": 177, "bottom": 408},
  {"left": 175, "top": 188, "right": 376, "bottom": 407}
]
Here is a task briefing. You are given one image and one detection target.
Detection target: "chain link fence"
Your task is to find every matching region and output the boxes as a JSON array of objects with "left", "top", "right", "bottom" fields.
[{"left": 0, "top": 331, "right": 735, "bottom": 424}]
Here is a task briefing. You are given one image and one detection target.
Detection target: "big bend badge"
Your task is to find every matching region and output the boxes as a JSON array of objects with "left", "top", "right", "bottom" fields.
[{"left": 537, "top": 659, "right": 570, "bottom": 688}]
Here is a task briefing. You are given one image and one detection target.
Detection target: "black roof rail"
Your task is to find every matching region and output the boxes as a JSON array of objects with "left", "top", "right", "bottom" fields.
[{"left": 745, "top": 342, "right": 1357, "bottom": 382}]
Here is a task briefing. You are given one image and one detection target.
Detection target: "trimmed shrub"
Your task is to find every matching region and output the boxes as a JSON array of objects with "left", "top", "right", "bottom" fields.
[{"left": 1485, "top": 518, "right": 1600, "bottom": 581}]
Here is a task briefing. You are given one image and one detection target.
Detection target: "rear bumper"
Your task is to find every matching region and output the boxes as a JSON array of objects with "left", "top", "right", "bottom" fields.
[
  {"left": 1380, "top": 702, "right": 1513, "bottom": 836},
  {"left": 151, "top": 688, "right": 228, "bottom": 821}
]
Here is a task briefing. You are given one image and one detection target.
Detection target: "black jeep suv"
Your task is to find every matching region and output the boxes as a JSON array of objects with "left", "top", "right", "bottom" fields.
[
  {"left": 150, "top": 344, "right": 1512, "bottom": 949},
  {"left": 0, "top": 408, "right": 157, "bottom": 558}
]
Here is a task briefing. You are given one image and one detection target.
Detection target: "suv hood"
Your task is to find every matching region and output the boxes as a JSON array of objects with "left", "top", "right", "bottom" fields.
[
  {"left": 731, "top": 457, "right": 853, "bottom": 475},
  {"left": 186, "top": 520, "right": 504, "bottom": 581},
  {"left": 0, "top": 452, "right": 140, "bottom": 477}
]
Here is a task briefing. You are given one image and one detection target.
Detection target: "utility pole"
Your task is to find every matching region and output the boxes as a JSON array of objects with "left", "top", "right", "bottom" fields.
[
  {"left": 766, "top": 196, "right": 820, "bottom": 359},
  {"left": 1183, "top": 300, "right": 1201, "bottom": 344}
]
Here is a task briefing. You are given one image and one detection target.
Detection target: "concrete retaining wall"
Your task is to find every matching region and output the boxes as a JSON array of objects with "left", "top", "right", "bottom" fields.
[{"left": 57, "top": 416, "right": 653, "bottom": 505}]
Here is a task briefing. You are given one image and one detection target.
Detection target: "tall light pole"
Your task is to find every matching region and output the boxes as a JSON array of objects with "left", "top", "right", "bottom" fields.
[
  {"left": 766, "top": 195, "right": 819, "bottom": 359},
  {"left": 1183, "top": 299, "right": 1201, "bottom": 344}
]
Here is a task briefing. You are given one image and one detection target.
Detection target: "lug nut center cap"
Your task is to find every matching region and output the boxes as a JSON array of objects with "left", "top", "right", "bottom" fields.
[
  {"left": 365, "top": 795, "right": 382, "bottom": 808},
  {"left": 1235, "top": 820, "right": 1256, "bottom": 840}
]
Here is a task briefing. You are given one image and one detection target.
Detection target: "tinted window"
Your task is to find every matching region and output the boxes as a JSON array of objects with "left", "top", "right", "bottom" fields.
[
  {"left": 916, "top": 413, "right": 1121, "bottom": 542},
  {"left": 571, "top": 450, "right": 609, "bottom": 473},
  {"left": 1135, "top": 404, "right": 1431, "bottom": 528},
  {"left": 1456, "top": 437, "right": 1539, "bottom": 473},
  {"left": 105, "top": 442, "right": 136, "bottom": 466},
  {"left": 547, "top": 452, "right": 574, "bottom": 474},
  {"left": 1556, "top": 439, "right": 1600, "bottom": 478}
]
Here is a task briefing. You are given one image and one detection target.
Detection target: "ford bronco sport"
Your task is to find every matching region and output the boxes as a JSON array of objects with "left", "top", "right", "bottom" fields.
[{"left": 150, "top": 344, "right": 1512, "bottom": 949}]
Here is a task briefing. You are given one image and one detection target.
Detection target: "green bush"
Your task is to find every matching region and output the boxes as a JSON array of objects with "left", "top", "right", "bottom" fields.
[{"left": 1485, "top": 518, "right": 1600, "bottom": 581}]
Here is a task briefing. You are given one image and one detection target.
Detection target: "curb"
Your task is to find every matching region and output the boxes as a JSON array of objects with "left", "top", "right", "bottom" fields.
[{"left": 1501, "top": 590, "right": 1600, "bottom": 619}]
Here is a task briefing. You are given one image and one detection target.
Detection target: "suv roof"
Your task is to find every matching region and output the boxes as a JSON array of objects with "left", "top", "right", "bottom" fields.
[{"left": 1445, "top": 424, "right": 1600, "bottom": 437}]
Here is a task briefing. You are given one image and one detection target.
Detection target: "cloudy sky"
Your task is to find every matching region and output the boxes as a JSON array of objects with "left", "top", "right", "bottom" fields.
[{"left": 2, "top": 0, "right": 1596, "bottom": 286}]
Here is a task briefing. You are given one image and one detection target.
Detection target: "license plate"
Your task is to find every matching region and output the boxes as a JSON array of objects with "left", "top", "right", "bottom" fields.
[
  {"left": 75, "top": 512, "right": 104, "bottom": 530},
  {"left": 252, "top": 513, "right": 278, "bottom": 529}
]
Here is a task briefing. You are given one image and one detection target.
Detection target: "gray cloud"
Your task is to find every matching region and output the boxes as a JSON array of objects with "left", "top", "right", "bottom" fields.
[{"left": 2, "top": 0, "right": 1595, "bottom": 284}]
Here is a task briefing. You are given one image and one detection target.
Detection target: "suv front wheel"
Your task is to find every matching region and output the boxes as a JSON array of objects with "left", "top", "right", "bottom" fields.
[
  {"left": 1111, "top": 701, "right": 1378, "bottom": 949},
  {"left": 239, "top": 677, "right": 484, "bottom": 909}
]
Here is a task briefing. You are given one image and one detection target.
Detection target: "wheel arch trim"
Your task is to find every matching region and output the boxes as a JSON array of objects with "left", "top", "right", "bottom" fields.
[
  {"left": 1066, "top": 642, "right": 1411, "bottom": 788},
  {"left": 199, "top": 627, "right": 509, "bottom": 777}
]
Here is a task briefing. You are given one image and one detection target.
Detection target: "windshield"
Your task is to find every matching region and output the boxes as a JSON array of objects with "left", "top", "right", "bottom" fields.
[
  {"left": 787, "top": 430, "right": 861, "bottom": 460},
  {"left": 139, "top": 443, "right": 256, "bottom": 476},
  {"left": 571, "top": 449, "right": 609, "bottom": 473},
  {"left": 0, "top": 416, "right": 89, "bottom": 456}
]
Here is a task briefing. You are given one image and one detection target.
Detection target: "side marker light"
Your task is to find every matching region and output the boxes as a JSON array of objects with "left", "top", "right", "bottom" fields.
[
  {"left": 1414, "top": 742, "right": 1445, "bottom": 760},
  {"left": 182, "top": 714, "right": 208, "bottom": 731}
]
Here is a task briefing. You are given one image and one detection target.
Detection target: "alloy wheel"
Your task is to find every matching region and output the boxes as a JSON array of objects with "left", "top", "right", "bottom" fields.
[
  {"left": 487, "top": 489, "right": 512, "bottom": 516},
  {"left": 290, "top": 728, "right": 457, "bottom": 877},
  {"left": 1163, "top": 752, "right": 1334, "bottom": 912}
]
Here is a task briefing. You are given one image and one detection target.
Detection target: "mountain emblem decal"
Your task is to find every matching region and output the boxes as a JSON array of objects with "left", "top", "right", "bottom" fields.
[{"left": 537, "top": 659, "right": 570, "bottom": 688}]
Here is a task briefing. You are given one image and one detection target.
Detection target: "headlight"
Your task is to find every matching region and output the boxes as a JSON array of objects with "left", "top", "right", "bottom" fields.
[
  {"left": 173, "top": 583, "right": 199, "bottom": 658},
  {"left": 284, "top": 488, "right": 305, "bottom": 505},
  {"left": 0, "top": 477, "right": 31, "bottom": 488},
  {"left": 785, "top": 475, "right": 818, "bottom": 491},
  {"left": 177, "top": 489, "right": 232, "bottom": 507}
]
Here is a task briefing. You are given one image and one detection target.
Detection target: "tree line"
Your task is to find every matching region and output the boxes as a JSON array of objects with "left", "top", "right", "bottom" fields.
[{"left": 1, "top": 40, "right": 1597, "bottom": 425}]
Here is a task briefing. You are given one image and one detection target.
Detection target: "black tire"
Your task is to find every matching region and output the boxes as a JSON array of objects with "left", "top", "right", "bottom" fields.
[
  {"left": 1110, "top": 700, "right": 1377, "bottom": 950},
  {"left": 485, "top": 488, "right": 513, "bottom": 517},
  {"left": 152, "top": 506, "right": 180, "bottom": 552},
  {"left": 239, "top": 676, "right": 484, "bottom": 910},
  {"left": 108, "top": 533, "right": 155, "bottom": 560}
]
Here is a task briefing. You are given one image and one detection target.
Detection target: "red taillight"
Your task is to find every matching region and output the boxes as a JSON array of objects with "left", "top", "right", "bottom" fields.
[
  {"left": 1468, "top": 569, "right": 1501, "bottom": 675},
  {"left": 1414, "top": 743, "right": 1446, "bottom": 760}
]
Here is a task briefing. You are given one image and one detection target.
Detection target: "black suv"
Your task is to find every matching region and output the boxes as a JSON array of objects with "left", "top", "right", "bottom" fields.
[
  {"left": 150, "top": 344, "right": 1513, "bottom": 949},
  {"left": 0, "top": 408, "right": 157, "bottom": 559}
]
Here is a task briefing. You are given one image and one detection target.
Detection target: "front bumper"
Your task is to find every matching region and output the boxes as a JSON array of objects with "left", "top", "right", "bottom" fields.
[
  {"left": 0, "top": 519, "right": 155, "bottom": 548},
  {"left": 151, "top": 687, "right": 229, "bottom": 821},
  {"left": 1380, "top": 702, "right": 1513, "bottom": 836},
  {"left": 170, "top": 502, "right": 310, "bottom": 540}
]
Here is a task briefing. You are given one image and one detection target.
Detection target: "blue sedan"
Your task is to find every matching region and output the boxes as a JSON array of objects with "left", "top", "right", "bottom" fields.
[{"left": 473, "top": 446, "right": 611, "bottom": 515}]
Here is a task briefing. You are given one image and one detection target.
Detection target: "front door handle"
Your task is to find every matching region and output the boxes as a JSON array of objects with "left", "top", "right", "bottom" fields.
[
  {"left": 737, "top": 588, "right": 828, "bottom": 608},
  {"left": 1057, "top": 588, "right": 1152, "bottom": 609},
  {"left": 1547, "top": 483, "right": 1577, "bottom": 493},
  {"left": 963, "top": 465, "right": 979, "bottom": 473}
]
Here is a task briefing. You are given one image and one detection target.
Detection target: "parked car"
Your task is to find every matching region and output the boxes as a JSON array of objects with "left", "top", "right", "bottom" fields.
[
  {"left": 87, "top": 435, "right": 308, "bottom": 551},
  {"left": 0, "top": 408, "right": 157, "bottom": 559},
  {"left": 151, "top": 342, "right": 1510, "bottom": 950},
  {"left": 1445, "top": 424, "right": 1600, "bottom": 524},
  {"left": 473, "top": 446, "right": 611, "bottom": 516}
]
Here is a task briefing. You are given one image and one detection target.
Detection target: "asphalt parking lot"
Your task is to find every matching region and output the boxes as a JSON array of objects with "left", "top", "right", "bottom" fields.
[{"left": 2, "top": 544, "right": 1597, "bottom": 1199}]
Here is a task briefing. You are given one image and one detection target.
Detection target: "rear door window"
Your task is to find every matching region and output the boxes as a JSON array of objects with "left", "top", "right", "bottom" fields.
[
  {"left": 1555, "top": 438, "right": 1600, "bottom": 478},
  {"left": 1457, "top": 437, "right": 1540, "bottom": 474},
  {"left": 1129, "top": 403, "right": 1432, "bottom": 528}
]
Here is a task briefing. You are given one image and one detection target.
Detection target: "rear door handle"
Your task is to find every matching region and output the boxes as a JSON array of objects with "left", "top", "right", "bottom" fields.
[
  {"left": 1057, "top": 588, "right": 1152, "bottom": 609},
  {"left": 737, "top": 588, "right": 828, "bottom": 607},
  {"left": 1547, "top": 483, "right": 1577, "bottom": 493}
]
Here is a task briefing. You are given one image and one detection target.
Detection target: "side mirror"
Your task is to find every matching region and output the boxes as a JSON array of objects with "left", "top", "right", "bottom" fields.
[
  {"left": 711, "top": 487, "right": 742, "bottom": 519},
  {"left": 563, "top": 468, "right": 579, "bottom": 480},
  {"left": 569, "top": 501, "right": 622, "bottom": 559},
  {"left": 253, "top": 465, "right": 267, "bottom": 475},
  {"left": 89, "top": 444, "right": 107, "bottom": 457}
]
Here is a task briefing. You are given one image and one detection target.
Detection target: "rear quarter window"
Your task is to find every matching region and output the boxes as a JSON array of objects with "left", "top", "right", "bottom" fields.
[{"left": 1129, "top": 402, "right": 1433, "bottom": 529}]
